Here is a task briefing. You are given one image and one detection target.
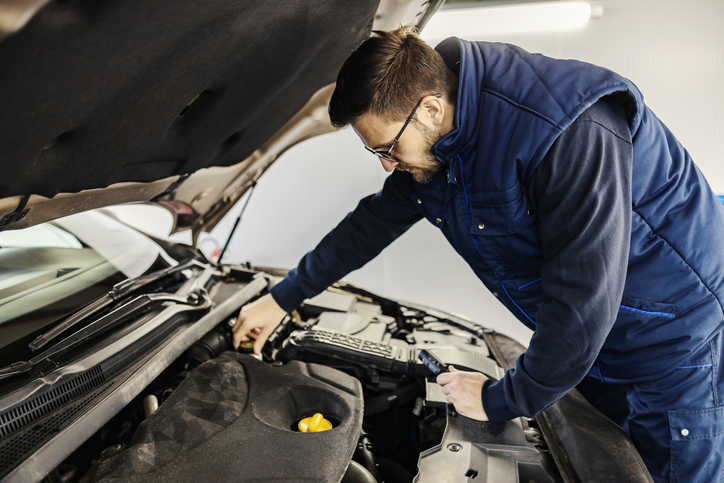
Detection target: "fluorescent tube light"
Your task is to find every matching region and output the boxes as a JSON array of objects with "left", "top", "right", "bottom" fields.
[{"left": 421, "top": 2, "right": 593, "bottom": 41}]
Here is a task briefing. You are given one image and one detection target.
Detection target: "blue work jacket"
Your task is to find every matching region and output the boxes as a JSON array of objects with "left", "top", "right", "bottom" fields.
[{"left": 271, "top": 38, "right": 724, "bottom": 421}]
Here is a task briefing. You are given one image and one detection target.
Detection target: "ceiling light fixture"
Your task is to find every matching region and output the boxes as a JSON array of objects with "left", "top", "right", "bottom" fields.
[{"left": 421, "top": 2, "right": 595, "bottom": 41}]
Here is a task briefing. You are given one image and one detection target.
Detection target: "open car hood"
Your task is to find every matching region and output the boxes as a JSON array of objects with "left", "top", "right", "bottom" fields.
[{"left": 0, "top": 0, "right": 443, "bottom": 241}]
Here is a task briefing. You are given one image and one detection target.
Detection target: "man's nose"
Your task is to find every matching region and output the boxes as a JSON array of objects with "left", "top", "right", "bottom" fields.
[{"left": 380, "top": 158, "right": 398, "bottom": 172}]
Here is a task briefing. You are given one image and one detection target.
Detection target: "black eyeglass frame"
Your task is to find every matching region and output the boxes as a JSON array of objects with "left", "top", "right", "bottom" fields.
[{"left": 364, "top": 93, "right": 442, "bottom": 162}]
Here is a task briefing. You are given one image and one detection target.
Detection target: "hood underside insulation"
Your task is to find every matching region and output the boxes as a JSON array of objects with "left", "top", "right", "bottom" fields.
[{"left": 0, "top": 0, "right": 379, "bottom": 199}]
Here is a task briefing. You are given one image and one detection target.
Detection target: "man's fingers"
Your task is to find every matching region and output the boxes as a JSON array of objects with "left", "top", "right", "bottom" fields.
[
  {"left": 229, "top": 294, "right": 287, "bottom": 352},
  {"left": 232, "top": 328, "right": 248, "bottom": 349},
  {"left": 233, "top": 312, "right": 244, "bottom": 331},
  {"left": 437, "top": 372, "right": 453, "bottom": 385},
  {"left": 232, "top": 317, "right": 255, "bottom": 349},
  {"left": 252, "top": 325, "right": 276, "bottom": 355},
  {"left": 437, "top": 367, "right": 460, "bottom": 385},
  {"left": 251, "top": 335, "right": 267, "bottom": 355}
]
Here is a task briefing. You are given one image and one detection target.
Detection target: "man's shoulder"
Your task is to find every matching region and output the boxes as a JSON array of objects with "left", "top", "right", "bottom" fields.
[{"left": 569, "top": 94, "right": 632, "bottom": 144}]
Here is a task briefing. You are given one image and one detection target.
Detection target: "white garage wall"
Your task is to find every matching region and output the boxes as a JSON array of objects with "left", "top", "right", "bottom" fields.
[{"left": 215, "top": 0, "right": 724, "bottom": 345}]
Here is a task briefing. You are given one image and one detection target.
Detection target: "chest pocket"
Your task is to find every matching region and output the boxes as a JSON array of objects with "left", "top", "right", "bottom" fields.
[
  {"left": 468, "top": 189, "right": 543, "bottom": 277},
  {"left": 412, "top": 194, "right": 446, "bottom": 228},
  {"left": 468, "top": 190, "right": 535, "bottom": 236}
]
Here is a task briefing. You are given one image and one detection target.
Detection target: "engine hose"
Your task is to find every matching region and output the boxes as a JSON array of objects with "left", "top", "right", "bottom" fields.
[
  {"left": 354, "top": 433, "right": 383, "bottom": 482},
  {"left": 183, "top": 328, "right": 232, "bottom": 367},
  {"left": 364, "top": 383, "right": 425, "bottom": 416},
  {"left": 341, "top": 460, "right": 377, "bottom": 483}
]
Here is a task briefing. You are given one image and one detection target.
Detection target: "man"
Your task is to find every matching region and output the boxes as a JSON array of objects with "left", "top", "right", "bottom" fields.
[{"left": 233, "top": 27, "right": 724, "bottom": 482}]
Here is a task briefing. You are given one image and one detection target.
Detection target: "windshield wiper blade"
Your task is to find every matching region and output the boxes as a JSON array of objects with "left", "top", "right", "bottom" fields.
[
  {"left": 1, "top": 289, "right": 210, "bottom": 381},
  {"left": 29, "top": 259, "right": 201, "bottom": 352},
  {"left": 29, "top": 296, "right": 116, "bottom": 353}
]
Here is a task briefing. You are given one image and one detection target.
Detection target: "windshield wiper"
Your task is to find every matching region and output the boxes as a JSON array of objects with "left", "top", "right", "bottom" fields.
[
  {"left": 0, "top": 288, "right": 211, "bottom": 381},
  {"left": 28, "top": 259, "right": 202, "bottom": 352}
]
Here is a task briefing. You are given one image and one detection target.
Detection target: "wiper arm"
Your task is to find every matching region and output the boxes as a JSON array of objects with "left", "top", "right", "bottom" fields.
[
  {"left": 109, "top": 259, "right": 205, "bottom": 300},
  {"left": 0, "top": 289, "right": 211, "bottom": 381},
  {"left": 38, "top": 291, "right": 209, "bottom": 362},
  {"left": 29, "top": 259, "right": 201, "bottom": 352}
]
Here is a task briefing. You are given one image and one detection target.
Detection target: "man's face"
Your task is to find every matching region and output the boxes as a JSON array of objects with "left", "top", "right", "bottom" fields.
[{"left": 352, "top": 109, "right": 445, "bottom": 184}]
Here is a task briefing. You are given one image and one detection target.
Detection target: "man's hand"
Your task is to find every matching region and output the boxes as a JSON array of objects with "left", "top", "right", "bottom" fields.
[
  {"left": 436, "top": 366, "right": 489, "bottom": 421},
  {"left": 232, "top": 293, "right": 287, "bottom": 355}
]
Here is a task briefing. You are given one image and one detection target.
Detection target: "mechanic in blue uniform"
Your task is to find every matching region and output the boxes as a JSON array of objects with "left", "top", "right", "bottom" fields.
[{"left": 233, "top": 27, "right": 724, "bottom": 482}]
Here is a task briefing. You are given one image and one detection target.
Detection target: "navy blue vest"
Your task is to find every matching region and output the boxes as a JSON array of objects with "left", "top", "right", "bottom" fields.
[{"left": 416, "top": 39, "right": 724, "bottom": 383}]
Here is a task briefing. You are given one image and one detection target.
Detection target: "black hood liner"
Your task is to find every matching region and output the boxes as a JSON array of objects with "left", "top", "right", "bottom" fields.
[{"left": 0, "top": 0, "right": 378, "bottom": 199}]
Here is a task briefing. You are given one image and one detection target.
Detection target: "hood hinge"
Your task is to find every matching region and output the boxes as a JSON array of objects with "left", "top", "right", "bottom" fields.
[
  {"left": 0, "top": 195, "right": 31, "bottom": 232},
  {"left": 151, "top": 173, "right": 191, "bottom": 202}
]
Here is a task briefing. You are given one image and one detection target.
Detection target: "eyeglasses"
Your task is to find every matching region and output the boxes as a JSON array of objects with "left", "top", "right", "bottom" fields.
[{"left": 364, "top": 93, "right": 442, "bottom": 163}]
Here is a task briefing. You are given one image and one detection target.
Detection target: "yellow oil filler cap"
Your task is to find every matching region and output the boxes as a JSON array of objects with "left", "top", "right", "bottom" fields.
[{"left": 298, "top": 413, "right": 333, "bottom": 432}]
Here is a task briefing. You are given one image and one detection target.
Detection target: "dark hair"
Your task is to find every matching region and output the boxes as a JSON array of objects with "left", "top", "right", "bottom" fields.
[{"left": 328, "top": 25, "right": 457, "bottom": 128}]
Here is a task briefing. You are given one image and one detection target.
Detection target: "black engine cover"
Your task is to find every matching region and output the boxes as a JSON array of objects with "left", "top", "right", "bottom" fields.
[{"left": 92, "top": 352, "right": 363, "bottom": 482}]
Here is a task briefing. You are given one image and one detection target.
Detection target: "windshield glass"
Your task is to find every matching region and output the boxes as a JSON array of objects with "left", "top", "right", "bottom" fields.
[{"left": 0, "top": 210, "right": 173, "bottom": 356}]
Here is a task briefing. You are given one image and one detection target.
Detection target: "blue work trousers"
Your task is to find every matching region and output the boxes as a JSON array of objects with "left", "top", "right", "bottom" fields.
[{"left": 577, "top": 330, "right": 724, "bottom": 483}]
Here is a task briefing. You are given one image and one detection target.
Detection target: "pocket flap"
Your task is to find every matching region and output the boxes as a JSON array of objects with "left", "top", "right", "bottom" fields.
[
  {"left": 669, "top": 405, "right": 724, "bottom": 441},
  {"left": 619, "top": 295, "right": 678, "bottom": 318},
  {"left": 468, "top": 192, "right": 535, "bottom": 236}
]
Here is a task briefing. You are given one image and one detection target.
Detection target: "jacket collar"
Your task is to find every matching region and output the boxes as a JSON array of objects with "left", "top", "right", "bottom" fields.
[{"left": 431, "top": 38, "right": 483, "bottom": 167}]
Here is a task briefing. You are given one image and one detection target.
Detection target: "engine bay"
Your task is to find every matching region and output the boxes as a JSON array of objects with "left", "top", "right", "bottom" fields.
[
  {"left": 57, "top": 277, "right": 561, "bottom": 483},
  {"left": 0, "top": 262, "right": 649, "bottom": 482}
]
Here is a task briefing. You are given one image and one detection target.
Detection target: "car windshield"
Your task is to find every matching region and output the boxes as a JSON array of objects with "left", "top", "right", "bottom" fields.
[{"left": 0, "top": 210, "right": 173, "bottom": 358}]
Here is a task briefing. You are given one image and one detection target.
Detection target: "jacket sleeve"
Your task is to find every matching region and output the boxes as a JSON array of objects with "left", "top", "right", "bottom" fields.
[
  {"left": 270, "top": 170, "right": 423, "bottom": 313},
  {"left": 481, "top": 96, "right": 633, "bottom": 422}
]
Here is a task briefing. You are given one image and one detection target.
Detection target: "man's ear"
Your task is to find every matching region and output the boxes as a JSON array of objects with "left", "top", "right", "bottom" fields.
[{"left": 420, "top": 95, "right": 446, "bottom": 126}]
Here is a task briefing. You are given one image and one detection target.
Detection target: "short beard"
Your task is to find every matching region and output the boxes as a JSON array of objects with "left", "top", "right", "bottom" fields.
[{"left": 398, "top": 121, "right": 444, "bottom": 183}]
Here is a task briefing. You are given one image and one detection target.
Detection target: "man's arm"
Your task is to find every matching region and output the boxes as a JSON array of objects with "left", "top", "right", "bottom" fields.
[
  {"left": 233, "top": 169, "right": 423, "bottom": 352},
  {"left": 481, "top": 95, "right": 633, "bottom": 421}
]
